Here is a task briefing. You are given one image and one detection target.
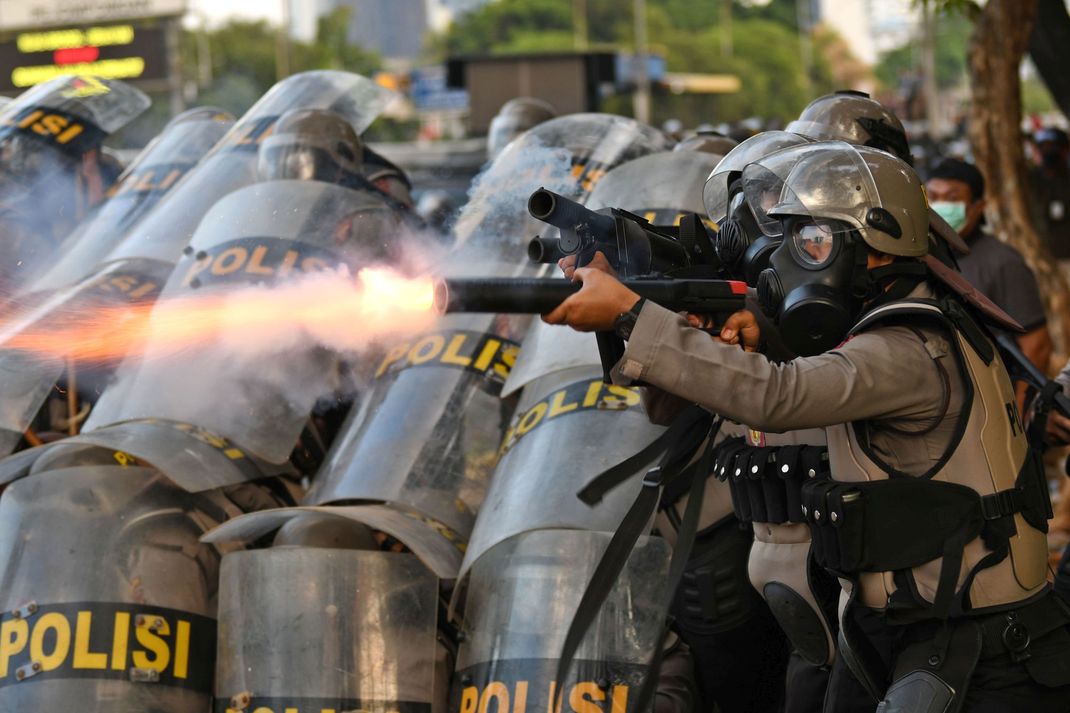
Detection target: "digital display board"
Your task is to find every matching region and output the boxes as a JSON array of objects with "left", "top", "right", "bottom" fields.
[
  {"left": 0, "top": 22, "right": 168, "bottom": 91},
  {"left": 0, "top": 0, "right": 186, "bottom": 31}
]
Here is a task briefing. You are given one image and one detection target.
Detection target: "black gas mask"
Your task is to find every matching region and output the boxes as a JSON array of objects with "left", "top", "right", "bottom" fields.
[
  {"left": 715, "top": 182, "right": 782, "bottom": 285},
  {"left": 756, "top": 217, "right": 878, "bottom": 357}
]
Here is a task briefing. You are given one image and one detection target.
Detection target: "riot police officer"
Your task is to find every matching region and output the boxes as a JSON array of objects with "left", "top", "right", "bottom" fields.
[
  {"left": 486, "top": 97, "right": 557, "bottom": 159},
  {"left": 545, "top": 141, "right": 1070, "bottom": 712},
  {"left": 258, "top": 108, "right": 365, "bottom": 184},
  {"left": 787, "top": 90, "right": 912, "bottom": 164}
]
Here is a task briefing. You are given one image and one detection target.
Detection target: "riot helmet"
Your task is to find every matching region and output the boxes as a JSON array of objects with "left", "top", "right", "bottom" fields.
[
  {"left": 487, "top": 97, "right": 557, "bottom": 159},
  {"left": 675, "top": 131, "right": 738, "bottom": 156},
  {"left": 273, "top": 513, "right": 378, "bottom": 550},
  {"left": 786, "top": 90, "right": 912, "bottom": 164},
  {"left": 748, "top": 141, "right": 929, "bottom": 356},
  {"left": 702, "top": 131, "right": 816, "bottom": 283},
  {"left": 258, "top": 108, "right": 363, "bottom": 183}
]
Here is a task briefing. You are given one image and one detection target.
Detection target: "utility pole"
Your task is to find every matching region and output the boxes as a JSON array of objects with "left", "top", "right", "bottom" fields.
[
  {"left": 197, "top": 12, "right": 212, "bottom": 90},
  {"left": 167, "top": 16, "right": 184, "bottom": 115},
  {"left": 275, "top": 0, "right": 292, "bottom": 81},
  {"left": 796, "top": 0, "right": 813, "bottom": 90},
  {"left": 634, "top": 0, "right": 651, "bottom": 124},
  {"left": 921, "top": 0, "right": 940, "bottom": 136},
  {"left": 721, "top": 0, "right": 733, "bottom": 58},
  {"left": 574, "top": 0, "right": 588, "bottom": 50}
]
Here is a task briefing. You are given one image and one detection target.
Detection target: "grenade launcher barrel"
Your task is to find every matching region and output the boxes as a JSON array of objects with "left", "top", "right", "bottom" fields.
[{"left": 434, "top": 277, "right": 748, "bottom": 316}]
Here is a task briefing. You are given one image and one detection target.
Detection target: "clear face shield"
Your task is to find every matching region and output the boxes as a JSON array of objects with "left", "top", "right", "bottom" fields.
[
  {"left": 702, "top": 130, "right": 816, "bottom": 224},
  {"left": 259, "top": 142, "right": 339, "bottom": 182}
]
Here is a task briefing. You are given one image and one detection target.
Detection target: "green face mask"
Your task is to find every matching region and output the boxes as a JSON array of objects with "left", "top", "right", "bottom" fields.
[{"left": 931, "top": 200, "right": 968, "bottom": 233}]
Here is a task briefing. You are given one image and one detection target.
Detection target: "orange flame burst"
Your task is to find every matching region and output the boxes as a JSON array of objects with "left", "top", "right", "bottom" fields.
[{"left": 2, "top": 267, "right": 437, "bottom": 365}]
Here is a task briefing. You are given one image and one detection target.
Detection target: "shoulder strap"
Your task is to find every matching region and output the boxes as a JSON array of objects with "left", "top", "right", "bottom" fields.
[
  {"left": 850, "top": 298, "right": 948, "bottom": 336},
  {"left": 852, "top": 297, "right": 995, "bottom": 365}
]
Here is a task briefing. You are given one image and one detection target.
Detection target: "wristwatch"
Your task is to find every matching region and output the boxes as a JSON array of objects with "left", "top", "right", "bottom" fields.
[{"left": 613, "top": 298, "right": 646, "bottom": 340}]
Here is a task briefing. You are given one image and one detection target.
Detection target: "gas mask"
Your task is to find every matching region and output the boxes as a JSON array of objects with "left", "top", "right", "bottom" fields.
[
  {"left": 715, "top": 182, "right": 783, "bottom": 285},
  {"left": 756, "top": 217, "right": 877, "bottom": 357}
]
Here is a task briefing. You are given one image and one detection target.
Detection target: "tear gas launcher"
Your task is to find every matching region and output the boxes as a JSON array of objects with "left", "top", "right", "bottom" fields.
[{"left": 434, "top": 188, "right": 747, "bottom": 379}]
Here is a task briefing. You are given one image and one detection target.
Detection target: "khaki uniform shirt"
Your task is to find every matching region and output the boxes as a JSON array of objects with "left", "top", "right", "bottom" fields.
[{"left": 614, "top": 283, "right": 966, "bottom": 477}]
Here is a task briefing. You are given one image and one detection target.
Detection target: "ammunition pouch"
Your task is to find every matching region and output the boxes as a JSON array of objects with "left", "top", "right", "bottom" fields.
[
  {"left": 713, "top": 437, "right": 829, "bottom": 524},
  {"left": 801, "top": 466, "right": 1051, "bottom": 622}
]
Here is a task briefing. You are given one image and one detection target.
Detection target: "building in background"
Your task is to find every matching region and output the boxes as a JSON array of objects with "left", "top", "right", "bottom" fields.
[{"left": 322, "top": 0, "right": 429, "bottom": 61}]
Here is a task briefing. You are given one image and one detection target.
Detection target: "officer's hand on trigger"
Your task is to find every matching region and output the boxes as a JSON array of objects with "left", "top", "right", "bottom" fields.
[{"left": 689, "top": 309, "right": 762, "bottom": 352}]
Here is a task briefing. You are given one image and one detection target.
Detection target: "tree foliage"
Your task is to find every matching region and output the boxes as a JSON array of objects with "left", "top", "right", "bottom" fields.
[
  {"left": 433, "top": 0, "right": 859, "bottom": 126},
  {"left": 873, "top": 11, "right": 972, "bottom": 90},
  {"left": 181, "top": 8, "right": 381, "bottom": 117}
]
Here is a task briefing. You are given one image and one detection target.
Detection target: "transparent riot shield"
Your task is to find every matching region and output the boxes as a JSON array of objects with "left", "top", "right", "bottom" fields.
[
  {"left": 101, "top": 70, "right": 395, "bottom": 269},
  {"left": 452, "top": 531, "right": 670, "bottom": 713},
  {"left": 0, "top": 108, "right": 235, "bottom": 455},
  {"left": 0, "top": 465, "right": 224, "bottom": 713},
  {"left": 0, "top": 75, "right": 149, "bottom": 292},
  {"left": 0, "top": 71, "right": 392, "bottom": 458},
  {"left": 215, "top": 548, "right": 438, "bottom": 713},
  {"left": 83, "top": 180, "right": 407, "bottom": 470},
  {"left": 33, "top": 106, "right": 237, "bottom": 294},
  {"left": 584, "top": 149, "right": 720, "bottom": 220},
  {"left": 304, "top": 114, "right": 670, "bottom": 578},
  {"left": 460, "top": 362, "right": 663, "bottom": 578}
]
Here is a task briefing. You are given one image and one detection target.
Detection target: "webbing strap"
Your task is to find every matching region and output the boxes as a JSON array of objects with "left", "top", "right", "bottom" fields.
[
  {"left": 578, "top": 404, "right": 710, "bottom": 505},
  {"left": 630, "top": 420, "right": 719, "bottom": 713},
  {"left": 551, "top": 410, "right": 717, "bottom": 709}
]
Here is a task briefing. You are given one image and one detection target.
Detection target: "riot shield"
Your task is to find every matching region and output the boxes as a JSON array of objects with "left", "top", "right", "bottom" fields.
[
  {"left": 584, "top": 149, "right": 720, "bottom": 223},
  {"left": 0, "top": 72, "right": 393, "bottom": 457},
  {"left": 33, "top": 106, "right": 236, "bottom": 293},
  {"left": 304, "top": 114, "right": 670, "bottom": 577},
  {"left": 460, "top": 362, "right": 662, "bottom": 578},
  {"left": 84, "top": 180, "right": 407, "bottom": 468},
  {"left": 203, "top": 505, "right": 464, "bottom": 578},
  {"left": 0, "top": 75, "right": 149, "bottom": 291},
  {"left": 0, "top": 108, "right": 234, "bottom": 455},
  {"left": 0, "top": 464, "right": 224, "bottom": 713},
  {"left": 215, "top": 548, "right": 439, "bottom": 713},
  {"left": 452, "top": 531, "right": 670, "bottom": 713},
  {"left": 101, "top": 70, "right": 395, "bottom": 269}
]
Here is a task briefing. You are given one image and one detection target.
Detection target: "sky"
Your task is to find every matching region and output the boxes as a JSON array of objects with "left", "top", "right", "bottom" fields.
[{"left": 190, "top": 0, "right": 282, "bottom": 26}]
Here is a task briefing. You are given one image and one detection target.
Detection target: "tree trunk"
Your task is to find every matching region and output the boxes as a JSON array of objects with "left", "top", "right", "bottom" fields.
[
  {"left": 968, "top": 0, "right": 1070, "bottom": 359},
  {"left": 1029, "top": 0, "right": 1070, "bottom": 120}
]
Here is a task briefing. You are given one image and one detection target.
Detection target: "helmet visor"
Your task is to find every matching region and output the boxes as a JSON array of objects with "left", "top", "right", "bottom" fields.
[
  {"left": 259, "top": 142, "right": 339, "bottom": 182},
  {"left": 702, "top": 131, "right": 815, "bottom": 223},
  {"left": 743, "top": 141, "right": 880, "bottom": 240}
]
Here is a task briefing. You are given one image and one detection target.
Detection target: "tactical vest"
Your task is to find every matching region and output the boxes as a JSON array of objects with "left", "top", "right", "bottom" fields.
[{"left": 808, "top": 299, "right": 1051, "bottom": 622}]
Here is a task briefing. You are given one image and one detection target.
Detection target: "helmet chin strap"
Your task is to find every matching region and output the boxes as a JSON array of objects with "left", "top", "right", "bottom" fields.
[{"left": 865, "top": 260, "right": 929, "bottom": 308}]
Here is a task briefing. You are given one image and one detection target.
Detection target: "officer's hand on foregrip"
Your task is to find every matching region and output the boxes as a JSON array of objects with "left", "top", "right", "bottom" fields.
[
  {"left": 543, "top": 267, "right": 640, "bottom": 332},
  {"left": 558, "top": 250, "right": 616, "bottom": 280}
]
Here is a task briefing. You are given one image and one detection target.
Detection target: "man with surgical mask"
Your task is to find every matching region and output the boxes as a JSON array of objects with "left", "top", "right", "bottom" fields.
[{"left": 927, "top": 157, "right": 1052, "bottom": 376}]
